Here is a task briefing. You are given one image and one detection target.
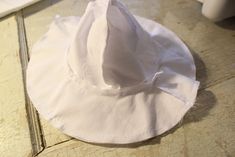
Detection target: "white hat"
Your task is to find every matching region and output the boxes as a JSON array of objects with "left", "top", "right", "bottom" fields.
[{"left": 27, "top": 0, "right": 200, "bottom": 144}]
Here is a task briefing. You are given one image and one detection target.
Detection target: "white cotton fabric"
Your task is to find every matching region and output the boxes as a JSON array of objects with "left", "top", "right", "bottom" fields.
[
  {"left": 0, "top": 0, "right": 40, "bottom": 18},
  {"left": 27, "top": 0, "right": 200, "bottom": 144}
]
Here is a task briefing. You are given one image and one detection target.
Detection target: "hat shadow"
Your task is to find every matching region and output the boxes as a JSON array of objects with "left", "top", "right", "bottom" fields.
[
  {"left": 75, "top": 47, "right": 217, "bottom": 148},
  {"left": 215, "top": 16, "right": 235, "bottom": 30}
]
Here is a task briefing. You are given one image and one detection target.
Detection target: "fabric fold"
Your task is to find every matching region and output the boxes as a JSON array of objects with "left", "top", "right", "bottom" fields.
[
  {"left": 27, "top": 0, "right": 200, "bottom": 144},
  {"left": 155, "top": 68, "right": 200, "bottom": 104}
]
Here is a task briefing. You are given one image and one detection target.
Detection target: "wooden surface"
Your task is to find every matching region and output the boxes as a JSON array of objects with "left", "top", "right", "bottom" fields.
[
  {"left": 0, "top": 0, "right": 234, "bottom": 156},
  {"left": 0, "top": 15, "right": 32, "bottom": 157}
]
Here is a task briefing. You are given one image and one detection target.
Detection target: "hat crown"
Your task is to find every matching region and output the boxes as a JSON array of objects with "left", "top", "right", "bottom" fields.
[{"left": 67, "top": 0, "right": 160, "bottom": 90}]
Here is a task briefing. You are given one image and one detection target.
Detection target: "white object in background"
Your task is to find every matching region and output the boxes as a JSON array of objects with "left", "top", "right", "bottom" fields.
[
  {"left": 198, "top": 0, "right": 235, "bottom": 21},
  {"left": 27, "top": 0, "right": 199, "bottom": 144},
  {"left": 0, "top": 0, "right": 41, "bottom": 18}
]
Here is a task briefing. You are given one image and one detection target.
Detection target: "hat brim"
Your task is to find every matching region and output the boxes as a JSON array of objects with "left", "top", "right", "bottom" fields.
[{"left": 27, "top": 15, "right": 199, "bottom": 144}]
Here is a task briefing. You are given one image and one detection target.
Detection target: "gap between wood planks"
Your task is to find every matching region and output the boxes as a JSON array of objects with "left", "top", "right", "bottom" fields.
[{"left": 15, "top": 11, "right": 45, "bottom": 156}]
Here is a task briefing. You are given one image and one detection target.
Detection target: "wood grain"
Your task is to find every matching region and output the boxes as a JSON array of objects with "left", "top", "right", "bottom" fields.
[
  {"left": 0, "top": 15, "right": 32, "bottom": 157},
  {"left": 16, "top": 11, "right": 45, "bottom": 155}
]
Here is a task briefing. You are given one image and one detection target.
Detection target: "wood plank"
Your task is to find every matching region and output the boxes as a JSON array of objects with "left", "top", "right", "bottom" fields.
[
  {"left": 0, "top": 15, "right": 32, "bottom": 157},
  {"left": 183, "top": 78, "right": 235, "bottom": 157},
  {"left": 22, "top": 0, "right": 235, "bottom": 149},
  {"left": 37, "top": 127, "right": 187, "bottom": 157},
  {"left": 37, "top": 78, "right": 235, "bottom": 157},
  {"left": 16, "top": 11, "right": 44, "bottom": 155}
]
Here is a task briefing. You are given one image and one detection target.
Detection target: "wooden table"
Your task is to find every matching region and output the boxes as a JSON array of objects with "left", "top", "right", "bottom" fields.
[{"left": 0, "top": 0, "right": 235, "bottom": 156}]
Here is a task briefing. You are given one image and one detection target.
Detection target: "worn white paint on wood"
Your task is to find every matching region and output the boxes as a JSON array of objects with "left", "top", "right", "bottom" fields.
[
  {"left": 22, "top": 0, "right": 235, "bottom": 154},
  {"left": 0, "top": 0, "right": 41, "bottom": 19},
  {"left": 0, "top": 15, "right": 32, "bottom": 157}
]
